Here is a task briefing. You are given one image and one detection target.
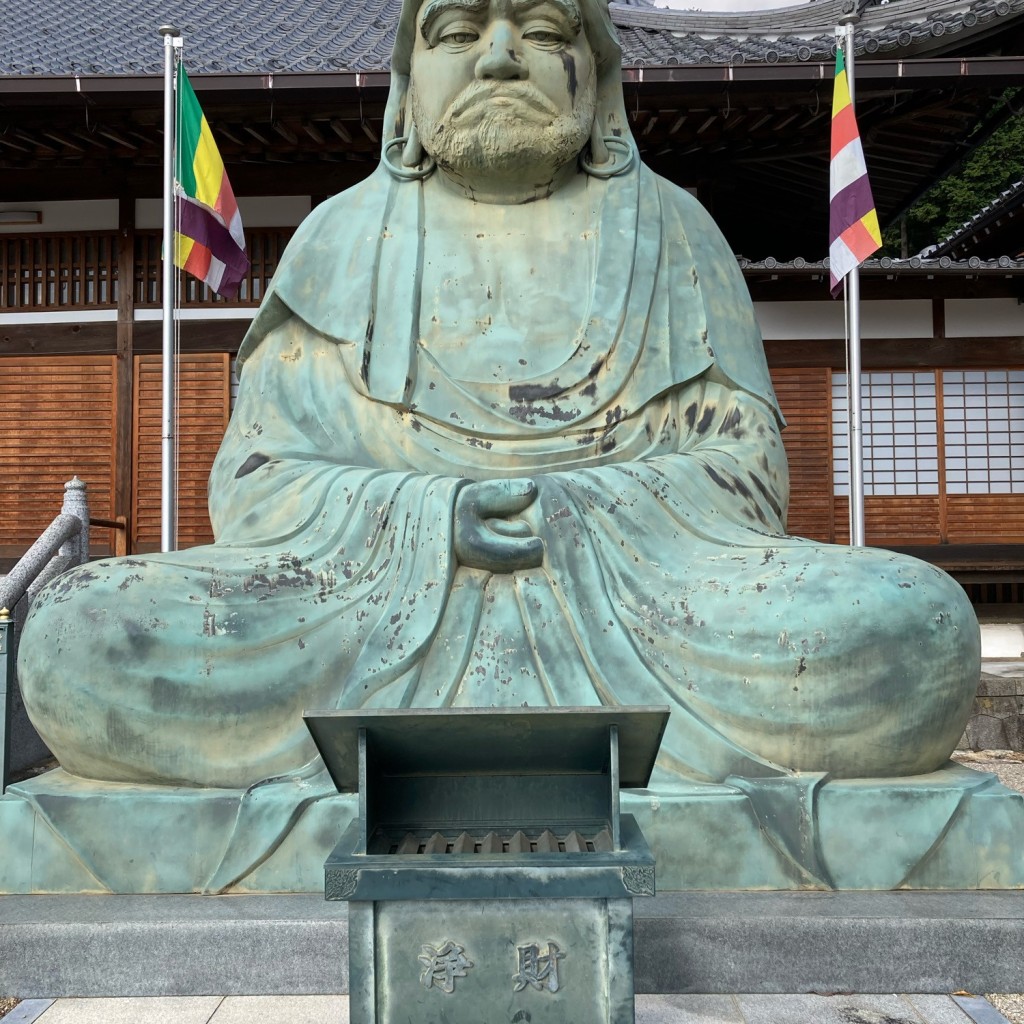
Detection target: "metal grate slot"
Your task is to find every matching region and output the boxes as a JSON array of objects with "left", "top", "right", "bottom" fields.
[{"left": 379, "top": 826, "right": 613, "bottom": 855}]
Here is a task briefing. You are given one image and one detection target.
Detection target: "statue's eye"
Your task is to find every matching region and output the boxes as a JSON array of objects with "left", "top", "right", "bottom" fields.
[
  {"left": 440, "top": 29, "right": 479, "bottom": 46},
  {"left": 523, "top": 29, "right": 566, "bottom": 48}
]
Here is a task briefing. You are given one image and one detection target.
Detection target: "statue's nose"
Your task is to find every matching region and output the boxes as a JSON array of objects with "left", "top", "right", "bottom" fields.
[{"left": 474, "top": 24, "right": 527, "bottom": 80}]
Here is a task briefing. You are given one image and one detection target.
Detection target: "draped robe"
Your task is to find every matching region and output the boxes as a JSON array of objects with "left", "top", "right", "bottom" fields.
[{"left": 19, "top": 162, "right": 978, "bottom": 796}]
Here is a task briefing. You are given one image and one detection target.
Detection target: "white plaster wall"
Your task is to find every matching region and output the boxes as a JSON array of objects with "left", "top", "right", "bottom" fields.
[
  {"left": 135, "top": 195, "right": 311, "bottom": 229},
  {"left": 0, "top": 200, "right": 118, "bottom": 233},
  {"left": 753, "top": 300, "right": 933, "bottom": 340},
  {"left": 0, "top": 197, "right": 312, "bottom": 232},
  {"left": 945, "top": 298, "right": 1024, "bottom": 338}
]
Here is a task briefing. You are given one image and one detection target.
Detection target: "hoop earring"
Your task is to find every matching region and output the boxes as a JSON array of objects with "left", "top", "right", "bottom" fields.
[
  {"left": 382, "top": 136, "right": 436, "bottom": 181},
  {"left": 580, "top": 136, "right": 635, "bottom": 179}
]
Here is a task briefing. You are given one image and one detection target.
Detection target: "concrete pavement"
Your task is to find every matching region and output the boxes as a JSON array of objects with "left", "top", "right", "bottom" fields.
[{"left": 3, "top": 994, "right": 1014, "bottom": 1024}]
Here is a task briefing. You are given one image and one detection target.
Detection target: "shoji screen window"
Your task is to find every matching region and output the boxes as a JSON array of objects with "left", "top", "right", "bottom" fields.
[
  {"left": 943, "top": 370, "right": 1024, "bottom": 495},
  {"left": 832, "top": 371, "right": 940, "bottom": 496}
]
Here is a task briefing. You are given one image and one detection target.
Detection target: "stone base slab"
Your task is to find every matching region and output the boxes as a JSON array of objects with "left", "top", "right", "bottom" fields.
[
  {"left": 1, "top": 891, "right": 1022, "bottom": 996},
  {"left": 2, "top": 763, "right": 1023, "bottom": 893}
]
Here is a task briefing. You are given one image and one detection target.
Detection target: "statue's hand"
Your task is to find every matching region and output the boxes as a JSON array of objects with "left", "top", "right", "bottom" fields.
[{"left": 454, "top": 478, "right": 544, "bottom": 573}]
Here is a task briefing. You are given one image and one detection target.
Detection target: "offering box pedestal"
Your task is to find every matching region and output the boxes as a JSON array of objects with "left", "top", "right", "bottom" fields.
[{"left": 305, "top": 706, "right": 669, "bottom": 1024}]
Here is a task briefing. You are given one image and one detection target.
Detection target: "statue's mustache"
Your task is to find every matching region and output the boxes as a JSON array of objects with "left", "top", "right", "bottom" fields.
[{"left": 447, "top": 82, "right": 560, "bottom": 121}]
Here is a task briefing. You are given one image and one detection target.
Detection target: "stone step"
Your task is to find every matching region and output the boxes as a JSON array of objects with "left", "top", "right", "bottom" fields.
[{"left": 1, "top": 892, "right": 1022, "bottom": 997}]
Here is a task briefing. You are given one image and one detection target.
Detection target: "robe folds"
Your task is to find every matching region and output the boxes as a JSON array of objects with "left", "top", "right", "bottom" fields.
[{"left": 19, "top": 163, "right": 979, "bottom": 796}]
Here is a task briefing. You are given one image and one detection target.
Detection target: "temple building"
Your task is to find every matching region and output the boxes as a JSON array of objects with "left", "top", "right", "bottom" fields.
[{"left": 3, "top": 0, "right": 1024, "bottom": 603}]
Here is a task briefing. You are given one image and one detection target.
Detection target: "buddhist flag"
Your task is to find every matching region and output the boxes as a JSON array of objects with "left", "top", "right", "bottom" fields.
[
  {"left": 829, "top": 45, "right": 881, "bottom": 296},
  {"left": 174, "top": 65, "right": 249, "bottom": 298}
]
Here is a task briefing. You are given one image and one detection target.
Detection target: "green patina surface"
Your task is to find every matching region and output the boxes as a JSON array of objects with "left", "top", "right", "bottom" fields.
[{"left": 2, "top": 0, "right": 1021, "bottom": 893}]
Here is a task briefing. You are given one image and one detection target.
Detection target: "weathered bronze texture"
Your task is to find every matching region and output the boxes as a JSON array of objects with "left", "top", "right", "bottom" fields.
[{"left": 2, "top": 0, "right": 1022, "bottom": 893}]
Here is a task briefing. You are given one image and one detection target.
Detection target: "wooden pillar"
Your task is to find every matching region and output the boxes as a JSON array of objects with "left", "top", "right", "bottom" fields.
[
  {"left": 114, "top": 194, "right": 135, "bottom": 555},
  {"left": 932, "top": 295, "right": 946, "bottom": 340}
]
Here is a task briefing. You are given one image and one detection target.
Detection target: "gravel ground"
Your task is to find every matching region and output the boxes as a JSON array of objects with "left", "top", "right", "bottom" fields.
[
  {"left": 989, "top": 994, "right": 1024, "bottom": 1023},
  {"left": 950, "top": 750, "right": 1024, "bottom": 1024},
  {"left": 952, "top": 748, "right": 1024, "bottom": 794},
  {"left": 1, "top": 752, "right": 1020, "bottom": 1023}
]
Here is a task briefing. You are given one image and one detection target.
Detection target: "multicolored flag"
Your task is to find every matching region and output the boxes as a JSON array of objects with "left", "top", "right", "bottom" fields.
[
  {"left": 829, "top": 44, "right": 881, "bottom": 296},
  {"left": 174, "top": 65, "right": 249, "bottom": 298}
]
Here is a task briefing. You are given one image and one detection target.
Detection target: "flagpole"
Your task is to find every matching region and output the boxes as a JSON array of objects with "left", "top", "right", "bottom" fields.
[
  {"left": 159, "top": 25, "right": 180, "bottom": 553},
  {"left": 840, "top": 18, "right": 866, "bottom": 547}
]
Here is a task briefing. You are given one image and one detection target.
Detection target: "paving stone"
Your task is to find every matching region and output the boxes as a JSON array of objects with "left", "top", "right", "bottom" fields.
[
  {"left": 636, "top": 994, "right": 744, "bottom": 1023},
  {"left": 905, "top": 994, "right": 975, "bottom": 1024},
  {"left": 3, "top": 1001, "right": 55, "bottom": 1024},
  {"left": 209, "top": 995, "right": 348, "bottom": 1024},
  {"left": 736, "top": 993, "right": 926, "bottom": 1024},
  {"left": 34, "top": 997, "right": 221, "bottom": 1024},
  {"left": 954, "top": 996, "right": 1014, "bottom": 1024}
]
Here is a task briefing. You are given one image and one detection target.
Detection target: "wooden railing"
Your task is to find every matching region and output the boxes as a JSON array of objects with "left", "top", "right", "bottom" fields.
[
  {"left": 134, "top": 228, "right": 294, "bottom": 307},
  {"left": 1, "top": 232, "right": 118, "bottom": 311},
  {"left": 0, "top": 228, "right": 295, "bottom": 311}
]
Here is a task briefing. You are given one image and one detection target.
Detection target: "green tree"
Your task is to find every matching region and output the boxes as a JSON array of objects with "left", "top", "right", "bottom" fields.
[{"left": 881, "top": 98, "right": 1024, "bottom": 257}]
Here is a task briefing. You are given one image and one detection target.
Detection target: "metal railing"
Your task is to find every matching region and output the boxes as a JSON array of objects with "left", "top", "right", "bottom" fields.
[{"left": 0, "top": 477, "right": 89, "bottom": 792}]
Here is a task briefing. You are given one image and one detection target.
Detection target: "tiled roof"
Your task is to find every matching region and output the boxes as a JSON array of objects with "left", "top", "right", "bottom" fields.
[
  {"left": 0, "top": 0, "right": 399, "bottom": 75},
  {"left": 2, "top": 0, "right": 1023, "bottom": 76},
  {"left": 924, "top": 181, "right": 1024, "bottom": 259},
  {"left": 739, "top": 255, "right": 1024, "bottom": 274},
  {"left": 611, "top": 0, "right": 1024, "bottom": 64}
]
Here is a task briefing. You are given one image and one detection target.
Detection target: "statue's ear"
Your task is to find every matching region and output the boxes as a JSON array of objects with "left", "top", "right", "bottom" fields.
[
  {"left": 403, "top": 121, "right": 425, "bottom": 168},
  {"left": 401, "top": 93, "right": 425, "bottom": 167},
  {"left": 588, "top": 120, "right": 610, "bottom": 167}
]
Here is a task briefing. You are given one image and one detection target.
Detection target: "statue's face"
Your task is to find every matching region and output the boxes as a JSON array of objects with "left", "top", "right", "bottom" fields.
[{"left": 409, "top": 0, "right": 597, "bottom": 183}]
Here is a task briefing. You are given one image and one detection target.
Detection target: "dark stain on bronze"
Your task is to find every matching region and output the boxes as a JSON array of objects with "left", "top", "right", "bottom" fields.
[
  {"left": 684, "top": 402, "right": 698, "bottom": 429},
  {"left": 509, "top": 401, "right": 578, "bottom": 423},
  {"left": 696, "top": 406, "right": 716, "bottom": 434},
  {"left": 235, "top": 453, "right": 271, "bottom": 479},
  {"left": 703, "top": 465, "right": 735, "bottom": 493},
  {"left": 509, "top": 381, "right": 561, "bottom": 402},
  {"left": 749, "top": 473, "right": 783, "bottom": 519},
  {"left": 124, "top": 620, "right": 156, "bottom": 657},
  {"left": 361, "top": 320, "right": 373, "bottom": 384},
  {"left": 731, "top": 474, "right": 753, "bottom": 501},
  {"left": 717, "top": 407, "right": 742, "bottom": 436},
  {"left": 560, "top": 51, "right": 578, "bottom": 100}
]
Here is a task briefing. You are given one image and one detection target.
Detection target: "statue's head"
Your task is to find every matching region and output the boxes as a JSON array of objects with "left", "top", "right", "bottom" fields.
[{"left": 384, "top": 0, "right": 634, "bottom": 192}]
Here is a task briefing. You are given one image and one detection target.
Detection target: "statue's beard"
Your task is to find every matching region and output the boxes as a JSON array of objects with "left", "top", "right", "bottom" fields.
[{"left": 411, "top": 78, "right": 597, "bottom": 181}]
